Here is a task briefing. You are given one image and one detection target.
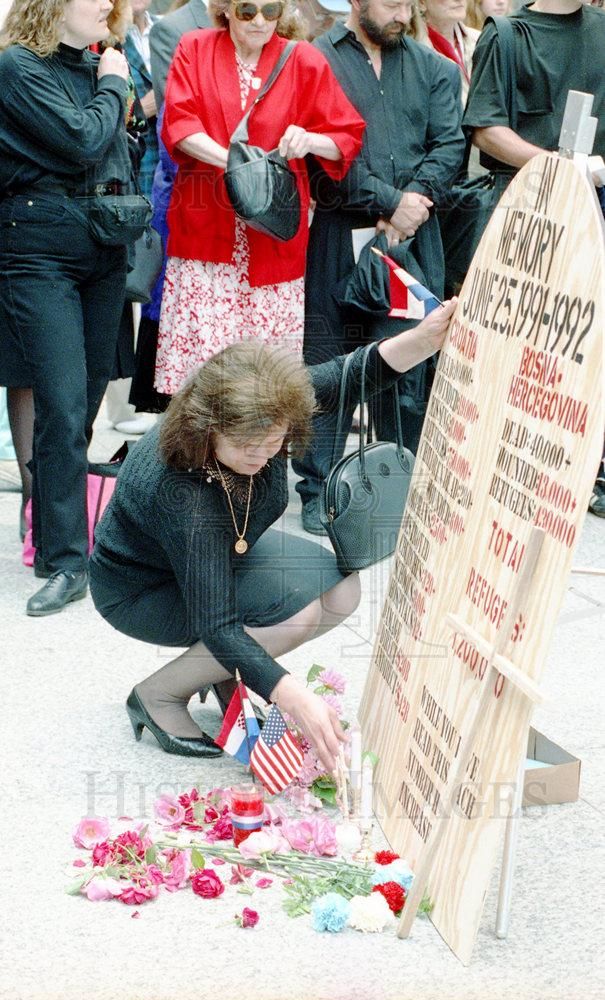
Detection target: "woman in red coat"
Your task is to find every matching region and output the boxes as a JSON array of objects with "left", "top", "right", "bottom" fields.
[{"left": 155, "top": 0, "right": 365, "bottom": 395}]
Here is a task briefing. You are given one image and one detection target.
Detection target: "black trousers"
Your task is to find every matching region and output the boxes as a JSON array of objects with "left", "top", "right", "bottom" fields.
[
  {"left": 0, "top": 194, "right": 127, "bottom": 571},
  {"left": 293, "top": 214, "right": 434, "bottom": 506}
]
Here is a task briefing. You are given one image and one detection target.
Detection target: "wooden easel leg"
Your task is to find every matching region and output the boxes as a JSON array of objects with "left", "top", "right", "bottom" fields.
[
  {"left": 397, "top": 528, "right": 545, "bottom": 940},
  {"left": 495, "top": 752, "right": 525, "bottom": 939}
]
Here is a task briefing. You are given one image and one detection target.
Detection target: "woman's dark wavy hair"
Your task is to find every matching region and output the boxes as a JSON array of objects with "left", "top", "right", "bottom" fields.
[{"left": 160, "top": 341, "right": 317, "bottom": 471}]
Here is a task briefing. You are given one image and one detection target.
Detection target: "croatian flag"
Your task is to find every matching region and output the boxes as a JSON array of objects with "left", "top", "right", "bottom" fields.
[
  {"left": 215, "top": 682, "right": 260, "bottom": 765},
  {"left": 249, "top": 705, "right": 304, "bottom": 795},
  {"left": 377, "top": 250, "right": 441, "bottom": 320}
]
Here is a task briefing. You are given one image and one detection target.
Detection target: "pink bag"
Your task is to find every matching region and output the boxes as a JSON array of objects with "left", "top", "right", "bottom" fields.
[{"left": 22, "top": 443, "right": 128, "bottom": 567}]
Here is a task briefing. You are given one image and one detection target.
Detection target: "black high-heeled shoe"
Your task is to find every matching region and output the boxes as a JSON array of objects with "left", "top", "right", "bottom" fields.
[
  {"left": 126, "top": 688, "right": 223, "bottom": 758},
  {"left": 199, "top": 680, "right": 266, "bottom": 728}
]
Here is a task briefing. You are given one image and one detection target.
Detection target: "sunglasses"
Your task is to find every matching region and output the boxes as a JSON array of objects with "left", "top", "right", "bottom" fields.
[{"left": 232, "top": 2, "right": 285, "bottom": 21}]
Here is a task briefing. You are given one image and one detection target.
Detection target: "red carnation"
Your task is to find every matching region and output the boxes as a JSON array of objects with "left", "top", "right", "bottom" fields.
[
  {"left": 374, "top": 850, "right": 400, "bottom": 866},
  {"left": 372, "top": 881, "right": 406, "bottom": 915}
]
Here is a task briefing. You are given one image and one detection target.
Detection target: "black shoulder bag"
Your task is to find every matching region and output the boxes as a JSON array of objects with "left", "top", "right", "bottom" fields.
[
  {"left": 438, "top": 15, "right": 518, "bottom": 291},
  {"left": 224, "top": 41, "right": 301, "bottom": 242},
  {"left": 319, "top": 345, "right": 415, "bottom": 574}
]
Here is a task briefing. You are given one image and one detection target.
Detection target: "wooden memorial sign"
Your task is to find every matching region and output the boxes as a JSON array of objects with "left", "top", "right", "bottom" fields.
[{"left": 358, "top": 153, "right": 604, "bottom": 965}]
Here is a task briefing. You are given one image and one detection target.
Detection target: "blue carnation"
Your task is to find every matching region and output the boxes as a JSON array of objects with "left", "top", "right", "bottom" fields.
[
  {"left": 372, "top": 860, "right": 414, "bottom": 892},
  {"left": 311, "top": 892, "right": 350, "bottom": 933}
]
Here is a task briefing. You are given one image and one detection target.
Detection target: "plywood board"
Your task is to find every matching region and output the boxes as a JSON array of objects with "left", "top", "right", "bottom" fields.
[{"left": 359, "top": 154, "right": 605, "bottom": 964}]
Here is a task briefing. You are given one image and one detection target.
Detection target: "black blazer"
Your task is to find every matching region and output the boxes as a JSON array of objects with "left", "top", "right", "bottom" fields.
[{"left": 150, "top": 0, "right": 210, "bottom": 106}]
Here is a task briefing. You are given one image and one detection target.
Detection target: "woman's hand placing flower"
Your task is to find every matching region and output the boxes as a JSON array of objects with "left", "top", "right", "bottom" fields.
[{"left": 271, "top": 675, "right": 345, "bottom": 774}]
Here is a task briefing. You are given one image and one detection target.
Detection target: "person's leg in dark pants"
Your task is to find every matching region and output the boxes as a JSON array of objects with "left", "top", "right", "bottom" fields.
[
  {"left": 0, "top": 195, "right": 125, "bottom": 611},
  {"left": 293, "top": 217, "right": 369, "bottom": 532}
]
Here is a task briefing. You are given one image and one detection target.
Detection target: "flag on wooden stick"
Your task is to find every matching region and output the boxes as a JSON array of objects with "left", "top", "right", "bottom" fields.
[
  {"left": 215, "top": 682, "right": 260, "bottom": 765},
  {"left": 372, "top": 247, "right": 441, "bottom": 319},
  {"left": 249, "top": 705, "right": 304, "bottom": 794}
]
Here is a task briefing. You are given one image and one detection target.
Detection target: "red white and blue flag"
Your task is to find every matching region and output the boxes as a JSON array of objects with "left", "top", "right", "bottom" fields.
[
  {"left": 377, "top": 250, "right": 441, "bottom": 320},
  {"left": 215, "top": 682, "right": 260, "bottom": 765},
  {"left": 249, "top": 705, "right": 304, "bottom": 795}
]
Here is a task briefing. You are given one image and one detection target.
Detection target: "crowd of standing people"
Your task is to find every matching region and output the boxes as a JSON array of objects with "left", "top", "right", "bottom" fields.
[{"left": 0, "top": 0, "right": 604, "bottom": 768}]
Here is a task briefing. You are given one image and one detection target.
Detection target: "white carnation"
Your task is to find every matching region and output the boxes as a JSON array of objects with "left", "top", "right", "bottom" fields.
[{"left": 348, "top": 893, "right": 395, "bottom": 933}]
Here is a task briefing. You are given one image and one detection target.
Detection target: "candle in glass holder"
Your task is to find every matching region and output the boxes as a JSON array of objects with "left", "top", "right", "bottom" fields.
[
  {"left": 230, "top": 783, "right": 264, "bottom": 847},
  {"left": 360, "top": 760, "right": 373, "bottom": 831},
  {"left": 349, "top": 726, "right": 362, "bottom": 793}
]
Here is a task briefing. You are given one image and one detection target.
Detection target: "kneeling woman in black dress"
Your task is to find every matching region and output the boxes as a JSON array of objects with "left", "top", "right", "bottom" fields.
[{"left": 90, "top": 300, "right": 456, "bottom": 772}]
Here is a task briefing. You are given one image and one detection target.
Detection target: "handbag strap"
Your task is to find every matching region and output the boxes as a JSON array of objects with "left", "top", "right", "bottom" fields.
[
  {"left": 330, "top": 344, "right": 405, "bottom": 485},
  {"left": 230, "top": 41, "right": 297, "bottom": 143}
]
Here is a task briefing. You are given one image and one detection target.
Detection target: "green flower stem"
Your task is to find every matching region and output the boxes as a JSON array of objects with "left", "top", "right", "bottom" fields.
[{"left": 155, "top": 842, "right": 372, "bottom": 882}]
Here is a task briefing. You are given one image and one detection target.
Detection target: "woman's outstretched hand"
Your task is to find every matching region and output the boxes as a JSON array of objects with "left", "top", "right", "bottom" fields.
[
  {"left": 271, "top": 675, "right": 346, "bottom": 774},
  {"left": 378, "top": 296, "right": 458, "bottom": 374}
]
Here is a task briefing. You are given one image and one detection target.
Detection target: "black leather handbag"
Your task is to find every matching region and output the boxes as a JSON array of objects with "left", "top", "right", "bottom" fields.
[
  {"left": 319, "top": 345, "right": 415, "bottom": 574},
  {"left": 224, "top": 42, "right": 300, "bottom": 242},
  {"left": 125, "top": 225, "right": 163, "bottom": 303}
]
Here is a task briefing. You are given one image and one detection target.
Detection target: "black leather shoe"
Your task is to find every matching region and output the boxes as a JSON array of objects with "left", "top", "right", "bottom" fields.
[
  {"left": 126, "top": 688, "right": 223, "bottom": 758},
  {"left": 199, "top": 680, "right": 266, "bottom": 727},
  {"left": 33, "top": 553, "right": 52, "bottom": 579},
  {"left": 26, "top": 570, "right": 88, "bottom": 616}
]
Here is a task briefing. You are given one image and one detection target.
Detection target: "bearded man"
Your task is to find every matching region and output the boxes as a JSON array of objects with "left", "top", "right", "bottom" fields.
[{"left": 294, "top": 0, "right": 466, "bottom": 534}]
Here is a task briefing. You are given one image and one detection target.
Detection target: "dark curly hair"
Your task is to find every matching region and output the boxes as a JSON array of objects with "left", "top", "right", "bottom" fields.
[{"left": 160, "top": 341, "right": 317, "bottom": 471}]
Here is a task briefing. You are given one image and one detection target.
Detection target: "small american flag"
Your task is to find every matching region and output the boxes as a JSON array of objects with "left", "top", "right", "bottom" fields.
[{"left": 249, "top": 705, "right": 304, "bottom": 794}]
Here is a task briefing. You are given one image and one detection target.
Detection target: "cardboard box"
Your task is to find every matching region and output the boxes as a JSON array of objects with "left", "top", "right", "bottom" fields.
[{"left": 522, "top": 727, "right": 581, "bottom": 807}]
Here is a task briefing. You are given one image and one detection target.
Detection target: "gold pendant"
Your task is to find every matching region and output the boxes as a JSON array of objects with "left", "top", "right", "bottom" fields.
[{"left": 234, "top": 538, "right": 248, "bottom": 555}]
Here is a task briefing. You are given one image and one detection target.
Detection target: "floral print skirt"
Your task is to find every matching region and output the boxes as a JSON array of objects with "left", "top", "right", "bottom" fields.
[{"left": 154, "top": 219, "right": 304, "bottom": 395}]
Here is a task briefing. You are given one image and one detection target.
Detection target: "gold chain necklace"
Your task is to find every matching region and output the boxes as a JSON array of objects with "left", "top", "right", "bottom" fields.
[{"left": 214, "top": 460, "right": 253, "bottom": 554}]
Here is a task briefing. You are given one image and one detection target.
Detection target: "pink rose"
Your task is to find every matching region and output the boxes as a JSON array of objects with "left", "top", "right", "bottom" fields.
[
  {"left": 203, "top": 815, "right": 233, "bottom": 843},
  {"left": 229, "top": 864, "right": 255, "bottom": 885},
  {"left": 146, "top": 865, "right": 165, "bottom": 886},
  {"left": 262, "top": 802, "right": 288, "bottom": 825},
  {"left": 236, "top": 907, "right": 259, "bottom": 928},
  {"left": 178, "top": 789, "right": 203, "bottom": 829},
  {"left": 317, "top": 669, "right": 346, "bottom": 694},
  {"left": 191, "top": 869, "right": 224, "bottom": 899},
  {"left": 82, "top": 876, "right": 123, "bottom": 901},
  {"left": 281, "top": 819, "right": 316, "bottom": 854},
  {"left": 164, "top": 850, "right": 191, "bottom": 892},
  {"left": 281, "top": 817, "right": 338, "bottom": 856},
  {"left": 118, "top": 880, "right": 158, "bottom": 905},
  {"left": 153, "top": 794, "right": 186, "bottom": 830},
  {"left": 91, "top": 840, "right": 114, "bottom": 867},
  {"left": 72, "top": 817, "right": 110, "bottom": 850},
  {"left": 238, "top": 829, "right": 289, "bottom": 861},
  {"left": 113, "top": 831, "right": 146, "bottom": 862},
  {"left": 206, "top": 787, "right": 231, "bottom": 812},
  {"left": 310, "top": 816, "right": 338, "bottom": 856},
  {"left": 285, "top": 785, "right": 323, "bottom": 813},
  {"left": 296, "top": 750, "right": 325, "bottom": 787}
]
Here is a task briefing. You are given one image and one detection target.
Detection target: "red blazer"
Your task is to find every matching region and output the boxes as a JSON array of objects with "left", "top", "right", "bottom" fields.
[{"left": 162, "top": 29, "right": 365, "bottom": 287}]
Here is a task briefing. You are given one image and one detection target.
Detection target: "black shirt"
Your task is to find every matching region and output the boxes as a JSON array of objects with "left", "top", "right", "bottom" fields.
[
  {"left": 463, "top": 3, "right": 605, "bottom": 173},
  {"left": 313, "top": 22, "right": 466, "bottom": 218},
  {"left": 0, "top": 42, "right": 129, "bottom": 194}
]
